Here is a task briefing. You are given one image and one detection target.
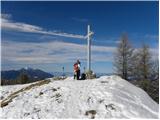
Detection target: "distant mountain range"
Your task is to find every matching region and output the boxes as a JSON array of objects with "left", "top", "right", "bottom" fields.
[
  {"left": 1, "top": 68, "right": 54, "bottom": 81},
  {"left": 1, "top": 67, "right": 113, "bottom": 81}
]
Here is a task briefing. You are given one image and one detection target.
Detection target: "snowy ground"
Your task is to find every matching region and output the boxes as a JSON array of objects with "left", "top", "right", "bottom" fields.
[
  {"left": 0, "top": 75, "right": 159, "bottom": 119},
  {"left": 1, "top": 83, "right": 30, "bottom": 100}
]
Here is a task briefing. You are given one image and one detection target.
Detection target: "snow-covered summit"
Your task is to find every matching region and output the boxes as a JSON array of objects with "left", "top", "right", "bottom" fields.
[{"left": 0, "top": 75, "right": 159, "bottom": 118}]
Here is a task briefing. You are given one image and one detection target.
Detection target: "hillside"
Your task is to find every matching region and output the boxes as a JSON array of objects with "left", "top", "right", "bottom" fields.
[
  {"left": 1, "top": 68, "right": 53, "bottom": 85},
  {"left": 0, "top": 75, "right": 159, "bottom": 119}
]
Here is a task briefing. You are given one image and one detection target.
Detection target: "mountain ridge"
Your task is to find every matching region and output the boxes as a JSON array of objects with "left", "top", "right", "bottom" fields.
[
  {"left": 1, "top": 75, "right": 158, "bottom": 118},
  {"left": 1, "top": 68, "right": 53, "bottom": 81}
]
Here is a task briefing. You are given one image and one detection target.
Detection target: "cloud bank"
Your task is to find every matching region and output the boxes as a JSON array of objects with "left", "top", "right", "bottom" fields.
[
  {"left": 1, "top": 14, "right": 158, "bottom": 71},
  {"left": 1, "top": 14, "right": 86, "bottom": 39},
  {"left": 2, "top": 40, "right": 116, "bottom": 65}
]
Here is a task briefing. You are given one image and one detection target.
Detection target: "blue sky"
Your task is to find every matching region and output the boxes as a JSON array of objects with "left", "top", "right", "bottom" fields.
[{"left": 1, "top": 1, "right": 159, "bottom": 73}]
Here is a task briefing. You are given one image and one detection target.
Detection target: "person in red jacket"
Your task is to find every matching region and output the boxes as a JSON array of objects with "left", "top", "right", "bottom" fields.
[{"left": 73, "top": 60, "right": 81, "bottom": 80}]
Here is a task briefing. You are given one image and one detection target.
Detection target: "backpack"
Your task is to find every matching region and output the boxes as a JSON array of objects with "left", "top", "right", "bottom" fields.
[
  {"left": 74, "top": 63, "right": 79, "bottom": 72},
  {"left": 81, "top": 73, "right": 86, "bottom": 80}
]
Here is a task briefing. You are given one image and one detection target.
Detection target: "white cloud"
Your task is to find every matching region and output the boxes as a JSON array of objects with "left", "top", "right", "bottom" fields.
[
  {"left": 2, "top": 40, "right": 116, "bottom": 64},
  {"left": 93, "top": 37, "right": 120, "bottom": 45},
  {"left": 92, "top": 45, "right": 116, "bottom": 53},
  {"left": 2, "top": 13, "right": 157, "bottom": 68},
  {"left": 144, "top": 34, "right": 159, "bottom": 41},
  {"left": 1, "top": 13, "right": 115, "bottom": 65},
  {"left": 1, "top": 15, "right": 86, "bottom": 39},
  {"left": 2, "top": 20, "right": 43, "bottom": 33}
]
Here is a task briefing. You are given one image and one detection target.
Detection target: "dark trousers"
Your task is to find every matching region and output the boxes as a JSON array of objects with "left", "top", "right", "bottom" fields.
[
  {"left": 74, "top": 74, "right": 76, "bottom": 79},
  {"left": 76, "top": 70, "right": 80, "bottom": 80}
]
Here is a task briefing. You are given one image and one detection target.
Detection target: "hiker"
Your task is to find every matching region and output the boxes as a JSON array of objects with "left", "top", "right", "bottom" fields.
[
  {"left": 73, "top": 63, "right": 77, "bottom": 79},
  {"left": 73, "top": 60, "right": 81, "bottom": 80}
]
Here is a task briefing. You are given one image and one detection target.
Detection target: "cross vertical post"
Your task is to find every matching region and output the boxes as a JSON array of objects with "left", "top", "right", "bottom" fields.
[{"left": 87, "top": 25, "right": 93, "bottom": 72}]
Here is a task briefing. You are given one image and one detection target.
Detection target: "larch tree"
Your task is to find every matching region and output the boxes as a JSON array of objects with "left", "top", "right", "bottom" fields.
[
  {"left": 114, "top": 33, "right": 134, "bottom": 80},
  {"left": 136, "top": 44, "right": 152, "bottom": 80}
]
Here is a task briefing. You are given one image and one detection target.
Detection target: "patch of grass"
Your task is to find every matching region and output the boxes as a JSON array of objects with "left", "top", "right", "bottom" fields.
[
  {"left": 52, "top": 88, "right": 57, "bottom": 92},
  {"left": 85, "top": 110, "right": 97, "bottom": 119},
  {"left": 39, "top": 92, "right": 43, "bottom": 96},
  {"left": 87, "top": 97, "right": 92, "bottom": 103},
  {"left": 100, "top": 81, "right": 108, "bottom": 83},
  {"left": 105, "top": 103, "right": 116, "bottom": 111},
  {"left": 53, "top": 76, "right": 67, "bottom": 80},
  {"left": 99, "top": 99, "right": 104, "bottom": 103},
  {"left": 55, "top": 93, "right": 61, "bottom": 98},
  {"left": 50, "top": 92, "right": 62, "bottom": 103}
]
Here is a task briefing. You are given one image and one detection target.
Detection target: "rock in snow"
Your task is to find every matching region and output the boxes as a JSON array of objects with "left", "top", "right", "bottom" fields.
[{"left": 0, "top": 75, "right": 159, "bottom": 118}]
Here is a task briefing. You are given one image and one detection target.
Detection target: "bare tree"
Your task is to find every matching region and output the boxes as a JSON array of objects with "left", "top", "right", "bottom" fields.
[
  {"left": 136, "top": 44, "right": 152, "bottom": 80},
  {"left": 114, "top": 33, "right": 134, "bottom": 80},
  {"left": 135, "top": 47, "right": 159, "bottom": 103}
]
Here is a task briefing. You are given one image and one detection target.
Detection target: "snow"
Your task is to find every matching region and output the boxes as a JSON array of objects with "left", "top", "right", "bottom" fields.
[
  {"left": 0, "top": 83, "right": 29, "bottom": 101},
  {"left": 0, "top": 75, "right": 159, "bottom": 119}
]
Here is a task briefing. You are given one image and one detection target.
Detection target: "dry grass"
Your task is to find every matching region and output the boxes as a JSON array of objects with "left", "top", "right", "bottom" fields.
[
  {"left": 85, "top": 110, "right": 97, "bottom": 119},
  {"left": 1, "top": 79, "right": 50, "bottom": 108},
  {"left": 52, "top": 76, "right": 67, "bottom": 80}
]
